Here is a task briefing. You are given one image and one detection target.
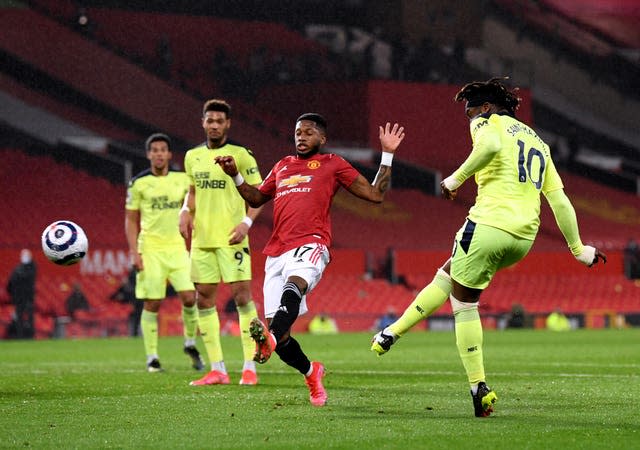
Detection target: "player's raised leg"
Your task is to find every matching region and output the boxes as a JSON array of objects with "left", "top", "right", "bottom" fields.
[
  {"left": 251, "top": 274, "right": 304, "bottom": 365},
  {"left": 252, "top": 270, "right": 308, "bottom": 366},
  {"left": 270, "top": 254, "right": 329, "bottom": 405},
  {"left": 372, "top": 265, "right": 451, "bottom": 355},
  {"left": 249, "top": 317, "right": 277, "bottom": 364}
]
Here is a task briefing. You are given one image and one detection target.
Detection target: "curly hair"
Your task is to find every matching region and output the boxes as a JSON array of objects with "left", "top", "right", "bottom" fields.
[{"left": 454, "top": 77, "right": 521, "bottom": 115}]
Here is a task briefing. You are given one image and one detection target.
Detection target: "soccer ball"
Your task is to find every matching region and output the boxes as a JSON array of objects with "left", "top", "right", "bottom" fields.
[{"left": 41, "top": 220, "right": 89, "bottom": 265}]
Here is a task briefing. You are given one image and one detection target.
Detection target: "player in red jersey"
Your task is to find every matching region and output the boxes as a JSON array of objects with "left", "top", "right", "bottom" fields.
[{"left": 215, "top": 113, "right": 405, "bottom": 406}]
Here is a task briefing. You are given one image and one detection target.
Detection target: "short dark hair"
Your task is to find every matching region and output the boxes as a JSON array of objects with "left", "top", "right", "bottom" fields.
[
  {"left": 145, "top": 133, "right": 171, "bottom": 151},
  {"left": 203, "top": 99, "right": 231, "bottom": 118},
  {"left": 454, "top": 77, "right": 521, "bottom": 116},
  {"left": 296, "top": 113, "right": 327, "bottom": 133}
]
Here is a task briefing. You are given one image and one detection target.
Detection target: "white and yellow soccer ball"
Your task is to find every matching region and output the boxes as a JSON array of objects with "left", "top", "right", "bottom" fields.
[{"left": 41, "top": 220, "right": 89, "bottom": 265}]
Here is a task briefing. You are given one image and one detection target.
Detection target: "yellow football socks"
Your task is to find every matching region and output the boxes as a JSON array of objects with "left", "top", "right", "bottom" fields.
[
  {"left": 389, "top": 269, "right": 451, "bottom": 337},
  {"left": 181, "top": 303, "right": 199, "bottom": 341},
  {"left": 454, "top": 306, "right": 485, "bottom": 386},
  {"left": 140, "top": 309, "right": 159, "bottom": 357},
  {"left": 236, "top": 301, "right": 258, "bottom": 362},
  {"left": 198, "top": 307, "right": 223, "bottom": 363}
]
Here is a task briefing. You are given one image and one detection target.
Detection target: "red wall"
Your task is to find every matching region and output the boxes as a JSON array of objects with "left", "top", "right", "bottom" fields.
[
  {"left": 255, "top": 81, "right": 370, "bottom": 145},
  {"left": 257, "top": 81, "right": 532, "bottom": 174}
]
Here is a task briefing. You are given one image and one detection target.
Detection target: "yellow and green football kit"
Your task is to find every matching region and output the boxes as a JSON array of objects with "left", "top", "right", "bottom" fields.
[
  {"left": 126, "top": 169, "right": 194, "bottom": 298},
  {"left": 184, "top": 142, "right": 262, "bottom": 284},
  {"left": 455, "top": 112, "right": 563, "bottom": 240},
  {"left": 126, "top": 169, "right": 198, "bottom": 361},
  {"left": 448, "top": 112, "right": 581, "bottom": 288},
  {"left": 445, "top": 112, "right": 574, "bottom": 391},
  {"left": 184, "top": 142, "right": 262, "bottom": 368},
  {"left": 385, "top": 112, "right": 587, "bottom": 397}
]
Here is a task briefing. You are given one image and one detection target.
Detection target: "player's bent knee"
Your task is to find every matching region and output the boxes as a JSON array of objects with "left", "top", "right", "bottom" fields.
[
  {"left": 282, "top": 281, "right": 303, "bottom": 301},
  {"left": 436, "top": 268, "right": 451, "bottom": 282},
  {"left": 450, "top": 294, "right": 478, "bottom": 313},
  {"left": 286, "top": 275, "right": 309, "bottom": 294}
]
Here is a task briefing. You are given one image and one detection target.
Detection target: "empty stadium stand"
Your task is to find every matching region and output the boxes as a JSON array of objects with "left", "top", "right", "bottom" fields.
[
  {"left": 1, "top": 149, "right": 126, "bottom": 248},
  {"left": 0, "top": 72, "right": 138, "bottom": 142},
  {"left": 0, "top": 7, "right": 293, "bottom": 171},
  {"left": 0, "top": 9, "right": 196, "bottom": 142}
]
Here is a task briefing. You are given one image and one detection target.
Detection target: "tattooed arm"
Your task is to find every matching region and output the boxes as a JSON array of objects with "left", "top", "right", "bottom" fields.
[{"left": 346, "top": 167, "right": 392, "bottom": 203}]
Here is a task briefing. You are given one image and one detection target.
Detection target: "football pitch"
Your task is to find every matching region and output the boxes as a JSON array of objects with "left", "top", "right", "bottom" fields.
[{"left": 1, "top": 328, "right": 638, "bottom": 449}]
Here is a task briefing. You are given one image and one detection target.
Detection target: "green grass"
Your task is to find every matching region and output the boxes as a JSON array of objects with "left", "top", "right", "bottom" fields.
[{"left": 1, "top": 329, "right": 639, "bottom": 449}]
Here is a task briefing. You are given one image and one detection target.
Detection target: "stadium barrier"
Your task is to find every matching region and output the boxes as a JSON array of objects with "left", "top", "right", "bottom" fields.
[{"left": 2, "top": 245, "right": 638, "bottom": 339}]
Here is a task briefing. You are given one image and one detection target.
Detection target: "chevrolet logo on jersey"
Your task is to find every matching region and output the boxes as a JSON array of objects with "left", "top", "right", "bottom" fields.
[{"left": 278, "top": 174, "right": 313, "bottom": 188}]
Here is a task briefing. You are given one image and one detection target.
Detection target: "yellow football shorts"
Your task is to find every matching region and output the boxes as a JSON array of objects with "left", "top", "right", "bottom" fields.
[
  {"left": 135, "top": 248, "right": 194, "bottom": 300},
  {"left": 450, "top": 220, "right": 534, "bottom": 290},
  {"left": 190, "top": 246, "right": 252, "bottom": 284}
]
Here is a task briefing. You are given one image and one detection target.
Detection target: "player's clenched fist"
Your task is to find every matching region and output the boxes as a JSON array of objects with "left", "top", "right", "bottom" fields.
[{"left": 214, "top": 156, "right": 238, "bottom": 176}]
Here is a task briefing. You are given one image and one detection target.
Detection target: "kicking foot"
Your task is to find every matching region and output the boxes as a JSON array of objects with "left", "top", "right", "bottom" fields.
[{"left": 249, "top": 318, "right": 277, "bottom": 364}]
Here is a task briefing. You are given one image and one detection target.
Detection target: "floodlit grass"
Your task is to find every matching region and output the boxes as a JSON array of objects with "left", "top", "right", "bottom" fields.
[{"left": 1, "top": 329, "right": 639, "bottom": 449}]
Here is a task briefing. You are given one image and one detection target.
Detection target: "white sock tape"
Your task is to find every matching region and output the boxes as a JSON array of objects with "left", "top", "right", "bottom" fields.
[{"left": 449, "top": 294, "right": 478, "bottom": 313}]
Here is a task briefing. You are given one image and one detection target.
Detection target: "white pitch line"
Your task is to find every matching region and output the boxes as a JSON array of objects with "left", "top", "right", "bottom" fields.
[
  {"left": 1, "top": 365, "right": 637, "bottom": 379},
  {"left": 4, "top": 365, "right": 640, "bottom": 379},
  {"left": 311, "top": 369, "right": 640, "bottom": 379}
]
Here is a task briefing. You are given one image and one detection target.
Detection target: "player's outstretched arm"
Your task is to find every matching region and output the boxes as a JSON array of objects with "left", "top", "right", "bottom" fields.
[
  {"left": 442, "top": 123, "right": 501, "bottom": 200},
  {"left": 545, "top": 189, "right": 607, "bottom": 267},
  {"left": 215, "top": 156, "right": 271, "bottom": 208},
  {"left": 347, "top": 122, "right": 405, "bottom": 203}
]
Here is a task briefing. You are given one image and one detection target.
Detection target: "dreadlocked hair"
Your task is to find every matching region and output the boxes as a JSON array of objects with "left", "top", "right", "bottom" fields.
[{"left": 454, "top": 77, "right": 521, "bottom": 115}]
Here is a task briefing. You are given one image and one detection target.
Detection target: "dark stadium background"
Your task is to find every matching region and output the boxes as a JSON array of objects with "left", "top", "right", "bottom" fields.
[{"left": 1, "top": 0, "right": 639, "bottom": 338}]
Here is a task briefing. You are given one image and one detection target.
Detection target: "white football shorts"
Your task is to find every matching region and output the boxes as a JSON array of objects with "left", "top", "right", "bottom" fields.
[{"left": 262, "top": 242, "right": 330, "bottom": 318}]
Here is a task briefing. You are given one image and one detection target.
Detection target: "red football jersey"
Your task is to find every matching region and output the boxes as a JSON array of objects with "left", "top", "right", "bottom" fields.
[{"left": 259, "top": 153, "right": 360, "bottom": 256}]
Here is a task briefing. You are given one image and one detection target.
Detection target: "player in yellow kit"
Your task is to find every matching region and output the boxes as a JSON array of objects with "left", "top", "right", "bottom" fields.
[
  {"left": 125, "top": 133, "right": 204, "bottom": 373},
  {"left": 371, "top": 78, "right": 607, "bottom": 417},
  {"left": 179, "top": 99, "right": 263, "bottom": 386}
]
